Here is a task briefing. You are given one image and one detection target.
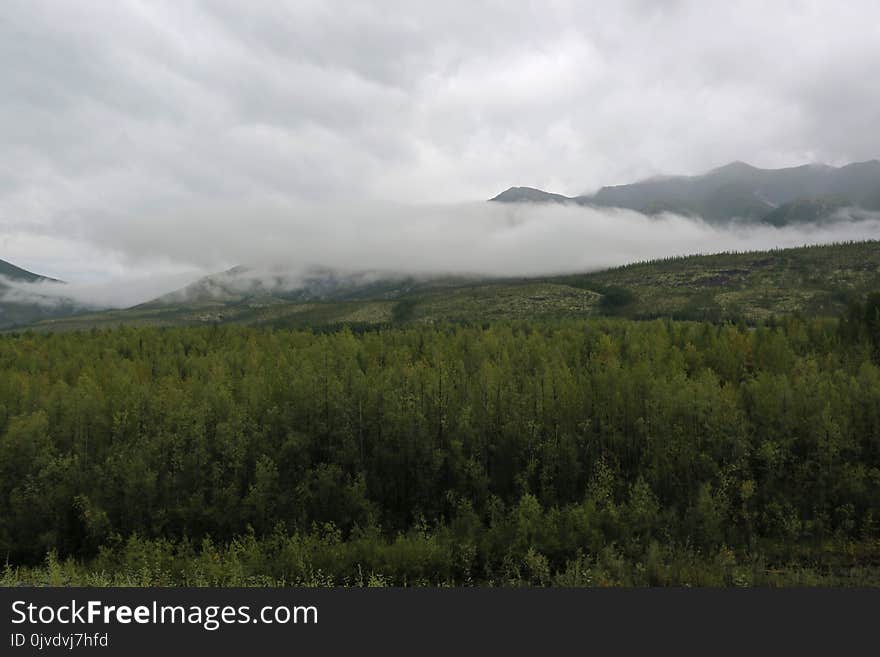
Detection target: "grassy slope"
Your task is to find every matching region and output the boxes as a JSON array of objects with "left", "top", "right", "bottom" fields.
[
  {"left": 22, "top": 240, "right": 880, "bottom": 331},
  {"left": 560, "top": 240, "right": 880, "bottom": 322}
]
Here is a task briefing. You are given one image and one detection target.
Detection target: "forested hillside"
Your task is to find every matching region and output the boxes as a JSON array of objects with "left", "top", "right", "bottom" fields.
[
  {"left": 3, "top": 307, "right": 880, "bottom": 585},
  {"left": 559, "top": 241, "right": 880, "bottom": 322},
  {"left": 22, "top": 241, "right": 880, "bottom": 332}
]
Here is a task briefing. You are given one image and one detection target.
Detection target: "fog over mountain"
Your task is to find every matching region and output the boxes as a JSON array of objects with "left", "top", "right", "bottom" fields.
[
  {"left": 3, "top": 1, "right": 880, "bottom": 306},
  {"left": 4, "top": 201, "right": 880, "bottom": 316},
  {"left": 0, "top": 259, "right": 72, "bottom": 327}
]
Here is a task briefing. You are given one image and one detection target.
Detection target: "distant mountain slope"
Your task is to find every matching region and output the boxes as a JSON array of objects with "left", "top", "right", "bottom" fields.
[
  {"left": 0, "top": 258, "right": 61, "bottom": 284},
  {"left": 490, "top": 160, "right": 880, "bottom": 224},
  {"left": 759, "top": 197, "right": 850, "bottom": 227},
  {"left": 23, "top": 240, "right": 880, "bottom": 332},
  {"left": 140, "top": 265, "right": 484, "bottom": 309},
  {"left": 0, "top": 258, "right": 71, "bottom": 329}
]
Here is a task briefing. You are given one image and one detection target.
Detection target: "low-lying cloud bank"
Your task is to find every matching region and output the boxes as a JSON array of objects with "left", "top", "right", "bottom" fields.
[
  {"left": 0, "top": 271, "right": 206, "bottom": 311},
  {"left": 5, "top": 202, "right": 880, "bottom": 310}
]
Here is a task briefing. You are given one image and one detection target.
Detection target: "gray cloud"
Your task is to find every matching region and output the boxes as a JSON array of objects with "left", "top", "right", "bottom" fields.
[{"left": 2, "top": 1, "right": 880, "bottom": 283}]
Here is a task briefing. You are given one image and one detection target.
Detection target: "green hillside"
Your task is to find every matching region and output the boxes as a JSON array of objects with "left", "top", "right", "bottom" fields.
[
  {"left": 559, "top": 240, "right": 880, "bottom": 322},
  {"left": 23, "top": 240, "right": 880, "bottom": 332},
  {"left": 5, "top": 243, "right": 880, "bottom": 587}
]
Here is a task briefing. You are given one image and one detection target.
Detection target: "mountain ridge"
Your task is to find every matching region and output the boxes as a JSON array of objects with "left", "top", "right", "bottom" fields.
[
  {"left": 0, "top": 258, "right": 62, "bottom": 284},
  {"left": 489, "top": 159, "right": 880, "bottom": 224}
]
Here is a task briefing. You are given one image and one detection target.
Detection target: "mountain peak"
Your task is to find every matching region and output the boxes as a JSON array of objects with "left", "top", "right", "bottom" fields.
[
  {"left": 706, "top": 161, "right": 759, "bottom": 175},
  {"left": 489, "top": 187, "right": 571, "bottom": 203}
]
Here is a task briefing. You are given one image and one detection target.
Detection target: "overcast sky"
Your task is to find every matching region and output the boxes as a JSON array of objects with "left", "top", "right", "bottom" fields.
[{"left": 2, "top": 1, "right": 880, "bottom": 287}]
